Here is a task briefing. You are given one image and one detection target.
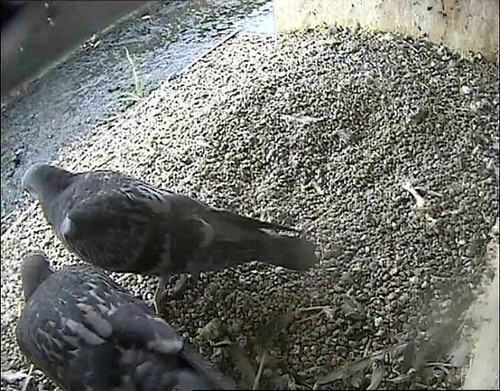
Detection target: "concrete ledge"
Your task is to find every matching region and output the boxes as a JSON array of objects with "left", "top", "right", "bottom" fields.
[
  {"left": 274, "top": 0, "right": 499, "bottom": 62},
  {"left": 462, "top": 219, "right": 499, "bottom": 390}
]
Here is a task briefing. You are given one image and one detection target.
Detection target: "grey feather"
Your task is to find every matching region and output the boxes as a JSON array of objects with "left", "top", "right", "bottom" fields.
[
  {"left": 64, "top": 319, "right": 106, "bottom": 346},
  {"left": 76, "top": 303, "right": 113, "bottom": 338},
  {"left": 16, "top": 251, "right": 235, "bottom": 390},
  {"left": 22, "top": 164, "right": 318, "bottom": 279}
]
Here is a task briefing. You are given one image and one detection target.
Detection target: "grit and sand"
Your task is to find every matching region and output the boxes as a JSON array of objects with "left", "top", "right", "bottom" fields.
[{"left": 1, "top": 28, "right": 499, "bottom": 390}]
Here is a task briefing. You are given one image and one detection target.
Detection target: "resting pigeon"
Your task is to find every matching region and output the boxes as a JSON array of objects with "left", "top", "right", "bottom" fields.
[
  {"left": 16, "top": 251, "right": 235, "bottom": 391},
  {"left": 22, "top": 164, "right": 318, "bottom": 311}
]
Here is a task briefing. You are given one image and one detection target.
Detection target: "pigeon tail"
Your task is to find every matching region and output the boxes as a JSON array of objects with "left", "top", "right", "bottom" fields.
[{"left": 260, "top": 235, "right": 317, "bottom": 271}]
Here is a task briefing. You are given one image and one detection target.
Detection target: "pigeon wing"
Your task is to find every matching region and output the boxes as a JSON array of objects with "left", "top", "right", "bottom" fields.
[
  {"left": 107, "top": 304, "right": 234, "bottom": 390},
  {"left": 16, "top": 270, "right": 120, "bottom": 390},
  {"left": 210, "top": 208, "right": 300, "bottom": 233},
  {"left": 107, "top": 304, "right": 183, "bottom": 354},
  {"left": 57, "top": 182, "right": 178, "bottom": 271},
  {"left": 60, "top": 181, "right": 171, "bottom": 238}
]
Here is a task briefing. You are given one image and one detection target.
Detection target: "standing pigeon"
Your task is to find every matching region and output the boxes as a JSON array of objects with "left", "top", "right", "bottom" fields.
[
  {"left": 16, "top": 251, "right": 235, "bottom": 391},
  {"left": 22, "top": 164, "right": 318, "bottom": 311}
]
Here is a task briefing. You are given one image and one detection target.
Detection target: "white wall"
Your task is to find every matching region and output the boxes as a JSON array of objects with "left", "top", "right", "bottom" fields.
[{"left": 274, "top": 0, "right": 499, "bottom": 62}]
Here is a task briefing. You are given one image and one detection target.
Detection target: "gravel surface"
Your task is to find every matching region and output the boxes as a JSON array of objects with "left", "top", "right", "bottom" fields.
[
  {"left": 0, "top": 0, "right": 273, "bottom": 223},
  {"left": 1, "top": 28, "right": 499, "bottom": 390}
]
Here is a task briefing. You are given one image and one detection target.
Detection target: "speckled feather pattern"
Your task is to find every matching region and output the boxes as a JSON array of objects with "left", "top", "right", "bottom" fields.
[
  {"left": 29, "top": 166, "right": 317, "bottom": 277},
  {"left": 16, "top": 261, "right": 233, "bottom": 390}
]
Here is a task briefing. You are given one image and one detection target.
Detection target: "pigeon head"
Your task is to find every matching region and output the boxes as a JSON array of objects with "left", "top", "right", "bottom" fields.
[
  {"left": 21, "top": 251, "right": 53, "bottom": 302},
  {"left": 22, "top": 164, "right": 74, "bottom": 201}
]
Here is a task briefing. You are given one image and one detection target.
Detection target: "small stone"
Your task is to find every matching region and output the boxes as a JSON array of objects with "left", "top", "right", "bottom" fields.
[
  {"left": 2, "top": 23, "right": 498, "bottom": 391},
  {"left": 197, "top": 318, "right": 223, "bottom": 341},
  {"left": 389, "top": 267, "right": 398, "bottom": 276},
  {"left": 441, "top": 299, "right": 453, "bottom": 308},
  {"left": 262, "top": 368, "right": 274, "bottom": 379},
  {"left": 460, "top": 85, "right": 473, "bottom": 95}
]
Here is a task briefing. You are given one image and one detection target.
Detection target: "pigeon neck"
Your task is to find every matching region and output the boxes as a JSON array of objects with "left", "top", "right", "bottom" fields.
[{"left": 38, "top": 173, "right": 75, "bottom": 204}]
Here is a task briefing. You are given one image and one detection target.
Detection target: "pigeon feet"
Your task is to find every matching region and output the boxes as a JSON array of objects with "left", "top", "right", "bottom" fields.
[{"left": 152, "top": 274, "right": 196, "bottom": 313}]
